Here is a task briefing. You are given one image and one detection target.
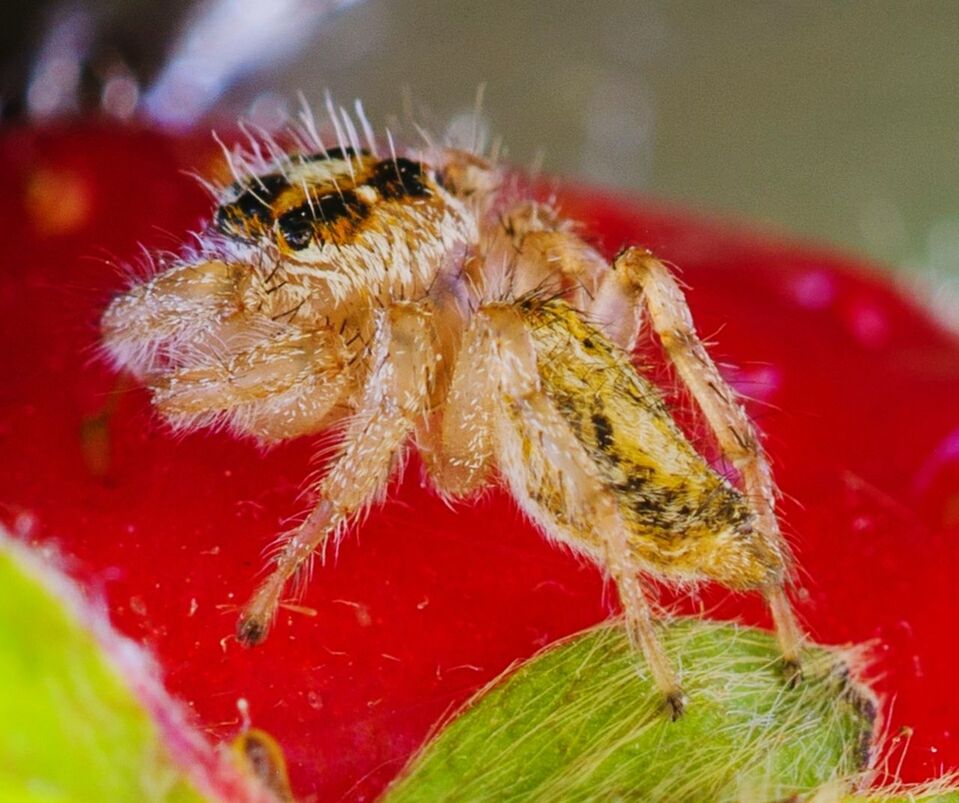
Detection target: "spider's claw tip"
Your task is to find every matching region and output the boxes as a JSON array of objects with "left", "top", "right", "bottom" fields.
[
  {"left": 236, "top": 614, "right": 270, "bottom": 647},
  {"left": 782, "top": 657, "right": 804, "bottom": 688},
  {"left": 665, "top": 689, "right": 687, "bottom": 721}
]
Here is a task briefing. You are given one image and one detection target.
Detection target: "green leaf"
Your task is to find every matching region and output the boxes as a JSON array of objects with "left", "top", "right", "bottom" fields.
[
  {"left": 0, "top": 540, "right": 207, "bottom": 802},
  {"left": 386, "top": 619, "right": 876, "bottom": 802}
]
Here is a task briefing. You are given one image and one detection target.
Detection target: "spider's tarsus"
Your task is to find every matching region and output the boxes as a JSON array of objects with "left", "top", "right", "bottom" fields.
[
  {"left": 236, "top": 614, "right": 270, "bottom": 647},
  {"left": 782, "top": 657, "right": 804, "bottom": 689},
  {"left": 664, "top": 689, "right": 687, "bottom": 721}
]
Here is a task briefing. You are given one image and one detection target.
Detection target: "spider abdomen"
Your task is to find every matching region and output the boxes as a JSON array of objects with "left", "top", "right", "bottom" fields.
[{"left": 522, "top": 299, "right": 781, "bottom": 588}]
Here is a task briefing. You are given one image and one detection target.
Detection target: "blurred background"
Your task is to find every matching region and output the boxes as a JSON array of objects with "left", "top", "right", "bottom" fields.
[{"left": 3, "top": 0, "right": 958, "bottom": 304}]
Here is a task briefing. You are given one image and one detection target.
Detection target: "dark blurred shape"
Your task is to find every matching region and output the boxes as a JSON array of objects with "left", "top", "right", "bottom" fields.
[
  {"left": 2, "top": 0, "right": 193, "bottom": 118},
  {"left": 3, "top": 0, "right": 363, "bottom": 127}
]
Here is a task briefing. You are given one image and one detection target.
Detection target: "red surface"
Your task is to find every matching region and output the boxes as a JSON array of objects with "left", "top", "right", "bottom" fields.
[{"left": 1, "top": 124, "right": 957, "bottom": 800}]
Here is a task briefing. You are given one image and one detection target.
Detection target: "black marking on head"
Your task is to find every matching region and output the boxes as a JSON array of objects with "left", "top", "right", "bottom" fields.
[
  {"left": 369, "top": 157, "right": 430, "bottom": 200},
  {"left": 215, "top": 173, "right": 290, "bottom": 237},
  {"left": 317, "top": 190, "right": 365, "bottom": 222},
  {"left": 276, "top": 189, "right": 369, "bottom": 250}
]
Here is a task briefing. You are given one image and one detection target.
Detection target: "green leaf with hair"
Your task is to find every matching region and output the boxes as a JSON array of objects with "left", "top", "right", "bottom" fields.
[{"left": 386, "top": 619, "right": 878, "bottom": 802}]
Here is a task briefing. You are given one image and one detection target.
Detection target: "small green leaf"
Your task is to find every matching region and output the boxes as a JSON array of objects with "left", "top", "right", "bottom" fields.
[
  {"left": 386, "top": 619, "right": 876, "bottom": 802},
  {"left": 0, "top": 539, "right": 208, "bottom": 802}
]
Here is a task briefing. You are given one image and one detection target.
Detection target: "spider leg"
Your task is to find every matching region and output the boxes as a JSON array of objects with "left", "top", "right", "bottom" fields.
[
  {"left": 472, "top": 304, "right": 685, "bottom": 716},
  {"left": 151, "top": 326, "right": 353, "bottom": 441},
  {"left": 237, "top": 302, "right": 436, "bottom": 646},
  {"left": 102, "top": 260, "right": 241, "bottom": 377},
  {"left": 417, "top": 310, "right": 495, "bottom": 499},
  {"left": 593, "top": 247, "right": 804, "bottom": 680},
  {"left": 478, "top": 201, "right": 608, "bottom": 308}
]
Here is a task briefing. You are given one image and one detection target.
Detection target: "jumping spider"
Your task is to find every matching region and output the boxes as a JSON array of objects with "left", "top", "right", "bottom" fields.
[{"left": 101, "top": 102, "right": 804, "bottom": 718}]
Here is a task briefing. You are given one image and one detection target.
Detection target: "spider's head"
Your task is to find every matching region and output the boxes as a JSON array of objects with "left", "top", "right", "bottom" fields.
[{"left": 213, "top": 147, "right": 443, "bottom": 259}]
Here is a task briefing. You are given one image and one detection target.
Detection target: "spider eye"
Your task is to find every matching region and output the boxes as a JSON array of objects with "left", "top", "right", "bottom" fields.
[
  {"left": 276, "top": 206, "right": 315, "bottom": 250},
  {"left": 368, "top": 157, "right": 430, "bottom": 199},
  {"left": 275, "top": 191, "right": 368, "bottom": 252}
]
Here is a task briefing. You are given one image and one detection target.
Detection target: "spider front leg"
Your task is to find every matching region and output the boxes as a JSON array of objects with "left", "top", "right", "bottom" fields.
[
  {"left": 152, "top": 326, "right": 353, "bottom": 441},
  {"left": 236, "top": 302, "right": 437, "bottom": 646},
  {"left": 593, "top": 247, "right": 805, "bottom": 682},
  {"left": 102, "top": 259, "right": 241, "bottom": 378},
  {"left": 456, "top": 305, "right": 686, "bottom": 717}
]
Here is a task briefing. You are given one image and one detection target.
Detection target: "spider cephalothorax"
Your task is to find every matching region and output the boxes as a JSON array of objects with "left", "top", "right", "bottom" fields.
[{"left": 101, "top": 103, "right": 804, "bottom": 718}]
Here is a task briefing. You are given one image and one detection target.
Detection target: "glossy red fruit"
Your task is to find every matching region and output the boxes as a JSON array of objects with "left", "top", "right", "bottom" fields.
[{"left": 1, "top": 124, "right": 956, "bottom": 800}]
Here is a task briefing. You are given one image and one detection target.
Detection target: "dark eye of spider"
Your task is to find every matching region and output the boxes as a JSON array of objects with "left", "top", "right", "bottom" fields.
[
  {"left": 276, "top": 206, "right": 315, "bottom": 250},
  {"left": 275, "top": 190, "right": 368, "bottom": 251},
  {"left": 368, "top": 158, "right": 430, "bottom": 199}
]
